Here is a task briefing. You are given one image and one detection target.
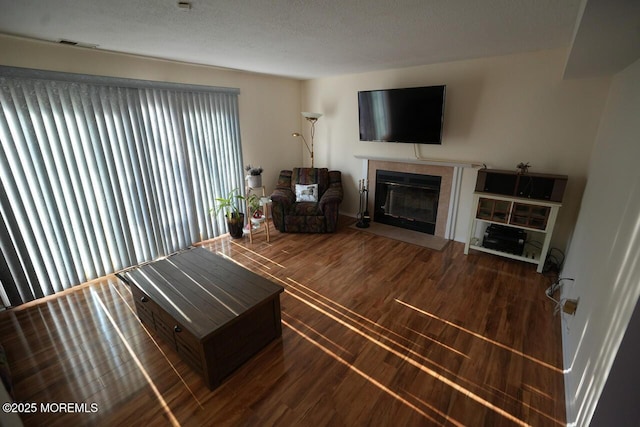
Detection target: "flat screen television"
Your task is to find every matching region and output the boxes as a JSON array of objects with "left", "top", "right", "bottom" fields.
[{"left": 358, "top": 85, "right": 446, "bottom": 144}]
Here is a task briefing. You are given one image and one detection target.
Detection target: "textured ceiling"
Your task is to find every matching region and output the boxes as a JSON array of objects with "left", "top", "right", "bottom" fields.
[{"left": 0, "top": 0, "right": 584, "bottom": 79}]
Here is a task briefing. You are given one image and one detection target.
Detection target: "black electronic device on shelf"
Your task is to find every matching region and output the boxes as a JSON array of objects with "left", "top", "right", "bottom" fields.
[{"left": 483, "top": 224, "right": 526, "bottom": 256}]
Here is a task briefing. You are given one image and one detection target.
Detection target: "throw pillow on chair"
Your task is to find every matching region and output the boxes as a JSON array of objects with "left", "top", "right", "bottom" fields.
[{"left": 295, "top": 184, "right": 318, "bottom": 202}]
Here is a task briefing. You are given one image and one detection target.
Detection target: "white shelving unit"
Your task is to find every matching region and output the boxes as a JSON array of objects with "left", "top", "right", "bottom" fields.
[{"left": 464, "top": 192, "right": 562, "bottom": 273}]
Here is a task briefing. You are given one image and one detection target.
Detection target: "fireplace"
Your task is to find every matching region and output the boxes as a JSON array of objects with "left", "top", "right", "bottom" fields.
[
  {"left": 363, "top": 158, "right": 459, "bottom": 239},
  {"left": 374, "top": 170, "right": 441, "bottom": 235}
]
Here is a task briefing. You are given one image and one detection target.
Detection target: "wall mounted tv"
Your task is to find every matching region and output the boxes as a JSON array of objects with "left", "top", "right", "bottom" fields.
[{"left": 358, "top": 85, "right": 446, "bottom": 144}]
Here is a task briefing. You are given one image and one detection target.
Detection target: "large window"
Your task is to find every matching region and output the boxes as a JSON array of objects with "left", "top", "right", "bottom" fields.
[{"left": 0, "top": 66, "right": 244, "bottom": 306}]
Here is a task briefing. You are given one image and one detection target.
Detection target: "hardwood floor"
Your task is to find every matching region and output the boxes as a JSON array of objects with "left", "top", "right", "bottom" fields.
[{"left": 0, "top": 217, "right": 566, "bottom": 426}]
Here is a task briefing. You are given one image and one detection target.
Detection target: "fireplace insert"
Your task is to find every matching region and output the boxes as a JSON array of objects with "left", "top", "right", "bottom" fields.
[{"left": 374, "top": 170, "right": 441, "bottom": 235}]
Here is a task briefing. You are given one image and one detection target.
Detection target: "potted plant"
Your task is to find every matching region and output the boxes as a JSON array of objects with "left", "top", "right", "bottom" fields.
[
  {"left": 210, "top": 188, "right": 245, "bottom": 238},
  {"left": 245, "top": 165, "right": 264, "bottom": 188},
  {"left": 247, "top": 193, "right": 264, "bottom": 225}
]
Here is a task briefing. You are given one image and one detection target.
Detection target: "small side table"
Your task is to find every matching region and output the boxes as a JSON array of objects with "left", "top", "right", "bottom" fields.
[{"left": 246, "top": 186, "right": 271, "bottom": 243}]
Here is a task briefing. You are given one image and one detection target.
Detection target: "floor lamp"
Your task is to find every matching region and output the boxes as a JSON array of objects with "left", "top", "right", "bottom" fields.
[{"left": 292, "top": 112, "right": 322, "bottom": 168}]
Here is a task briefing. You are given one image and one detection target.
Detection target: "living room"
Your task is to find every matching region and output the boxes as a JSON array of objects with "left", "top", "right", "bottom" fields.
[{"left": 1, "top": 1, "right": 639, "bottom": 426}]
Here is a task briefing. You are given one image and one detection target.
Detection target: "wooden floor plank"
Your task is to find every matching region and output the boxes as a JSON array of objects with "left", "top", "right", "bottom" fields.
[{"left": 0, "top": 217, "right": 566, "bottom": 426}]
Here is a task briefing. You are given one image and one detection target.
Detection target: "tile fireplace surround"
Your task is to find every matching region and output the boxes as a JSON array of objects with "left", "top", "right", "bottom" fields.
[{"left": 357, "top": 156, "right": 467, "bottom": 240}]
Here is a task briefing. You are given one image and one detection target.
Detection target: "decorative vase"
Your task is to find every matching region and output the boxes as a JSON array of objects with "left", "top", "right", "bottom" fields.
[
  {"left": 247, "top": 174, "right": 262, "bottom": 188},
  {"left": 226, "top": 212, "right": 245, "bottom": 238}
]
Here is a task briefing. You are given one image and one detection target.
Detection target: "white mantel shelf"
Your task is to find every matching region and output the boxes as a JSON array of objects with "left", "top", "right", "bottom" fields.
[{"left": 354, "top": 154, "right": 482, "bottom": 169}]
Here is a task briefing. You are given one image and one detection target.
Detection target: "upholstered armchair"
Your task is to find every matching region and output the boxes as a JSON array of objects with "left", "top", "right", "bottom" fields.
[{"left": 271, "top": 168, "right": 343, "bottom": 233}]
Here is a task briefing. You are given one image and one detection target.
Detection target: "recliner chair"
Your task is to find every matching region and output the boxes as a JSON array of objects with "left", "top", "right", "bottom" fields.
[{"left": 270, "top": 168, "right": 343, "bottom": 233}]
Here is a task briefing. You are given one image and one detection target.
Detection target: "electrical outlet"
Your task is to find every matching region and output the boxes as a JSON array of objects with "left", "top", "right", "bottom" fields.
[{"left": 563, "top": 298, "right": 579, "bottom": 315}]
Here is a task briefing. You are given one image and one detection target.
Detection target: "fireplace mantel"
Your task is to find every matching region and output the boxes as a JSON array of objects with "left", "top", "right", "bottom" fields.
[{"left": 354, "top": 154, "right": 482, "bottom": 169}]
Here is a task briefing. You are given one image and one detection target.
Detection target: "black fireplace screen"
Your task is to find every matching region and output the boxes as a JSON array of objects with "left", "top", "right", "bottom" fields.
[{"left": 374, "top": 170, "right": 441, "bottom": 235}]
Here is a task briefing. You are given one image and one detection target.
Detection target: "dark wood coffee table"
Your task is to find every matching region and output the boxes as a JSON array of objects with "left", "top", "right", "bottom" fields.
[{"left": 118, "top": 247, "right": 284, "bottom": 389}]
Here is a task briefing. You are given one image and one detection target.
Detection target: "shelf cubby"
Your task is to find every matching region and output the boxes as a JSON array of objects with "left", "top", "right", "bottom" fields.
[{"left": 465, "top": 192, "right": 562, "bottom": 273}]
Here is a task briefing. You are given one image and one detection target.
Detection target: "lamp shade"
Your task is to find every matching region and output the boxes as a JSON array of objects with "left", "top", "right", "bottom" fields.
[{"left": 301, "top": 112, "right": 322, "bottom": 120}]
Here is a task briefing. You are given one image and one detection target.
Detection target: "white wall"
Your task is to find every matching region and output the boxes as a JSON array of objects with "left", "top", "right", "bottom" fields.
[
  {"left": 560, "top": 58, "right": 640, "bottom": 426},
  {"left": 302, "top": 49, "right": 610, "bottom": 246},
  {"left": 0, "top": 34, "right": 303, "bottom": 194}
]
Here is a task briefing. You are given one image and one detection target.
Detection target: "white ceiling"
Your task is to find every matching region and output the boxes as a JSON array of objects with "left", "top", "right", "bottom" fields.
[{"left": 0, "top": 0, "right": 636, "bottom": 80}]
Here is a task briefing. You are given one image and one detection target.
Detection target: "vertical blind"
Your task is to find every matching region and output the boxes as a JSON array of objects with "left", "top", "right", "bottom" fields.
[{"left": 0, "top": 67, "right": 244, "bottom": 306}]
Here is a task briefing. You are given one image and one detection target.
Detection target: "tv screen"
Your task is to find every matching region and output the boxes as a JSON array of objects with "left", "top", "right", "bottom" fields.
[{"left": 358, "top": 85, "right": 446, "bottom": 144}]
